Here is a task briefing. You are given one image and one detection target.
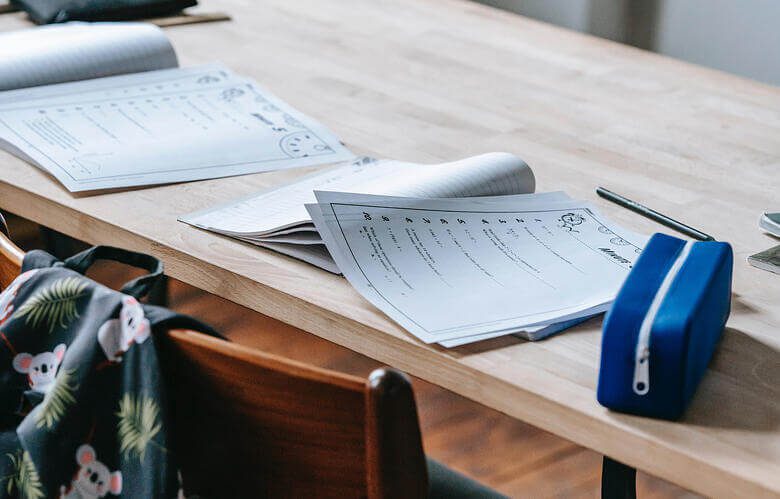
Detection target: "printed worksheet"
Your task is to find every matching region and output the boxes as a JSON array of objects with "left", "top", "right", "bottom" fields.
[
  {"left": 0, "top": 64, "right": 354, "bottom": 191},
  {"left": 308, "top": 192, "right": 647, "bottom": 344}
]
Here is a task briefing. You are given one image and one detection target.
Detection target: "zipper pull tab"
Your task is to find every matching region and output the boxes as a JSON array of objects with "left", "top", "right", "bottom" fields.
[{"left": 633, "top": 347, "right": 650, "bottom": 395}]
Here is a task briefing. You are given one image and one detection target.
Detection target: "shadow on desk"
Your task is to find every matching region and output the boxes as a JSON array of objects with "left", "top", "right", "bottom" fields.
[
  {"left": 442, "top": 315, "right": 602, "bottom": 356},
  {"left": 446, "top": 315, "right": 778, "bottom": 433},
  {"left": 730, "top": 293, "right": 761, "bottom": 315},
  {"left": 684, "top": 327, "right": 780, "bottom": 431}
]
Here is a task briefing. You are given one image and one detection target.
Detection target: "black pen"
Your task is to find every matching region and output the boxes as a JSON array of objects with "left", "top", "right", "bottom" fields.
[{"left": 596, "top": 187, "right": 715, "bottom": 241}]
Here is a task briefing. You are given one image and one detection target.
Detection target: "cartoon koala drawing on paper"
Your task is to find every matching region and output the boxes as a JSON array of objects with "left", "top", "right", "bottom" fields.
[
  {"left": 0, "top": 269, "right": 38, "bottom": 326},
  {"left": 559, "top": 212, "right": 586, "bottom": 232},
  {"left": 60, "top": 445, "right": 122, "bottom": 499},
  {"left": 13, "top": 344, "right": 66, "bottom": 393},
  {"left": 97, "top": 296, "right": 150, "bottom": 363}
]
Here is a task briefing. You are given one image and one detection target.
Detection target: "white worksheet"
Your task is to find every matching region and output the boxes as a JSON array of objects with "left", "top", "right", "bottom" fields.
[
  {"left": 308, "top": 192, "right": 647, "bottom": 344},
  {"left": 0, "top": 64, "right": 354, "bottom": 191}
]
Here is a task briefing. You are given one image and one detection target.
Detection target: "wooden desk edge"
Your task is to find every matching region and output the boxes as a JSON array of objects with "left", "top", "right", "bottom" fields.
[{"left": 0, "top": 180, "right": 776, "bottom": 498}]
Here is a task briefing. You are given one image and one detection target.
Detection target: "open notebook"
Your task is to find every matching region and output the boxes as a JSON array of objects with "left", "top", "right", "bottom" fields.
[
  {"left": 0, "top": 23, "right": 353, "bottom": 191},
  {"left": 0, "top": 22, "right": 177, "bottom": 91},
  {"left": 181, "top": 153, "right": 536, "bottom": 273}
]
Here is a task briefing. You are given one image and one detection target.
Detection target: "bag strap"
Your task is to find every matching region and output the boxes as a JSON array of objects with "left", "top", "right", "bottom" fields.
[
  {"left": 60, "top": 246, "right": 164, "bottom": 300},
  {"left": 143, "top": 304, "right": 224, "bottom": 339},
  {"left": 22, "top": 249, "right": 60, "bottom": 272},
  {"left": 0, "top": 212, "right": 8, "bottom": 237}
]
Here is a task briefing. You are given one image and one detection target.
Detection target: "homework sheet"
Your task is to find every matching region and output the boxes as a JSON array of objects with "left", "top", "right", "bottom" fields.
[
  {"left": 307, "top": 192, "right": 647, "bottom": 344},
  {"left": 0, "top": 64, "right": 354, "bottom": 191}
]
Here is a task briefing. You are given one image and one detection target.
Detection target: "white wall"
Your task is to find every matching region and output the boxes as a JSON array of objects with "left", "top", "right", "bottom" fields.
[
  {"left": 654, "top": 0, "right": 780, "bottom": 86},
  {"left": 479, "top": 0, "right": 627, "bottom": 41},
  {"left": 476, "top": 0, "right": 780, "bottom": 86}
]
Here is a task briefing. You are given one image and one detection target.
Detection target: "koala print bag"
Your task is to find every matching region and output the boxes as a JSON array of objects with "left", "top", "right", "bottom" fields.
[{"left": 0, "top": 246, "right": 217, "bottom": 499}]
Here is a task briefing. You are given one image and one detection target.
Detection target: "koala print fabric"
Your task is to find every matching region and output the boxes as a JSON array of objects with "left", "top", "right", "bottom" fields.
[{"left": 0, "top": 247, "right": 216, "bottom": 498}]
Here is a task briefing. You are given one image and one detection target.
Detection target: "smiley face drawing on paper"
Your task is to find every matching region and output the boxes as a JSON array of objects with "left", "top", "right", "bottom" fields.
[
  {"left": 280, "top": 131, "right": 333, "bottom": 158},
  {"left": 559, "top": 212, "right": 586, "bottom": 232}
]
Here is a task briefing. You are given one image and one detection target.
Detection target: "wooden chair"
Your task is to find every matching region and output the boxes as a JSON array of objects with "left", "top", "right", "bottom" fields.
[
  {"left": 0, "top": 213, "right": 23, "bottom": 290},
  {"left": 0, "top": 214, "right": 504, "bottom": 498},
  {"left": 160, "top": 329, "right": 428, "bottom": 498}
]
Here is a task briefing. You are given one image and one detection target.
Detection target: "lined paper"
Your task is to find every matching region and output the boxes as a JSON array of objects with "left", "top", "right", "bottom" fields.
[
  {"left": 0, "top": 22, "right": 177, "bottom": 91},
  {"left": 182, "top": 153, "right": 536, "bottom": 236}
]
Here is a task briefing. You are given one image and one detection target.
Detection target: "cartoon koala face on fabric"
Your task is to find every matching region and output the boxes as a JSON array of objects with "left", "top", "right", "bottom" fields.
[
  {"left": 97, "top": 296, "right": 150, "bottom": 362},
  {"left": 0, "top": 269, "right": 38, "bottom": 326},
  {"left": 69, "top": 445, "right": 122, "bottom": 498},
  {"left": 119, "top": 296, "right": 149, "bottom": 344},
  {"left": 13, "top": 344, "right": 66, "bottom": 393}
]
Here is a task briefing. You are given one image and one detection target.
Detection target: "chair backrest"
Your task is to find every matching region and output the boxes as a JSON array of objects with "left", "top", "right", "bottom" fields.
[
  {"left": 0, "top": 214, "right": 23, "bottom": 289},
  {"left": 159, "top": 329, "right": 428, "bottom": 498},
  {"left": 0, "top": 218, "right": 429, "bottom": 498}
]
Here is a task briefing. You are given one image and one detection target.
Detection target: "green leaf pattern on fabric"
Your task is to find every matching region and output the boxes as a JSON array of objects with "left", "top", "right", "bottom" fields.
[
  {"left": 116, "top": 394, "right": 162, "bottom": 463},
  {"left": 15, "top": 277, "right": 88, "bottom": 334},
  {"left": 4, "top": 451, "right": 44, "bottom": 499},
  {"left": 0, "top": 247, "right": 206, "bottom": 497},
  {"left": 35, "top": 368, "right": 78, "bottom": 430}
]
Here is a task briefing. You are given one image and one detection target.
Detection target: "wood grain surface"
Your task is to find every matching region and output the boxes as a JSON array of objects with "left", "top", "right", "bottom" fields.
[
  {"left": 0, "top": 1, "right": 777, "bottom": 496},
  {"left": 162, "top": 329, "right": 428, "bottom": 498},
  {"left": 0, "top": 218, "right": 698, "bottom": 497}
]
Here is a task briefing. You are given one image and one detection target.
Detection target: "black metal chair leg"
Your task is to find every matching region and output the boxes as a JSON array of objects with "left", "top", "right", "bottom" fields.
[{"left": 602, "top": 456, "right": 636, "bottom": 499}]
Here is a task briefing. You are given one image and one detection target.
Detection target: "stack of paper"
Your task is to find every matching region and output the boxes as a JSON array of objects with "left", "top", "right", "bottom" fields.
[
  {"left": 181, "top": 153, "right": 535, "bottom": 273},
  {"left": 306, "top": 192, "right": 647, "bottom": 345}
]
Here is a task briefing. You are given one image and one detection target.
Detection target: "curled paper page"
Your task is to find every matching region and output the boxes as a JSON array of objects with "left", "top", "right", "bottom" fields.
[{"left": 0, "top": 22, "right": 177, "bottom": 91}]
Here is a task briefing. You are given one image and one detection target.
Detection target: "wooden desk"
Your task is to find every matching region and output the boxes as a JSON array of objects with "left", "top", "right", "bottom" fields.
[{"left": 0, "top": 1, "right": 778, "bottom": 496}]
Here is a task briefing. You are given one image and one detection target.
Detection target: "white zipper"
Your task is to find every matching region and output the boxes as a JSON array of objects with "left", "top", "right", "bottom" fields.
[{"left": 632, "top": 241, "right": 694, "bottom": 396}]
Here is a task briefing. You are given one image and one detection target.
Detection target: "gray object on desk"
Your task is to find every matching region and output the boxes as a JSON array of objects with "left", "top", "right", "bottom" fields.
[
  {"left": 12, "top": 0, "right": 197, "bottom": 24},
  {"left": 748, "top": 245, "right": 780, "bottom": 274},
  {"left": 749, "top": 212, "right": 780, "bottom": 274},
  {"left": 759, "top": 212, "right": 780, "bottom": 237}
]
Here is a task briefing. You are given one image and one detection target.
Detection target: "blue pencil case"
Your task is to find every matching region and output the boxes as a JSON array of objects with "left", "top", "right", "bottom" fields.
[{"left": 597, "top": 233, "right": 733, "bottom": 420}]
